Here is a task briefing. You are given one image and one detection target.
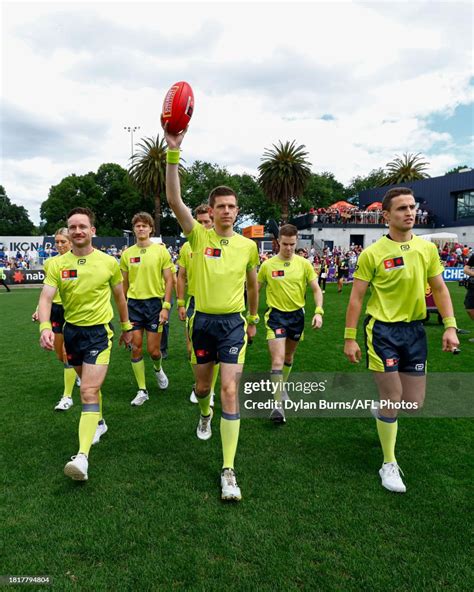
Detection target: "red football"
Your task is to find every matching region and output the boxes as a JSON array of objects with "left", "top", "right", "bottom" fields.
[{"left": 161, "top": 81, "right": 194, "bottom": 134}]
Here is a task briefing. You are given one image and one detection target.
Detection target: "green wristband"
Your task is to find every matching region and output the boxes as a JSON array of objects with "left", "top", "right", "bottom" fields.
[
  {"left": 177, "top": 299, "right": 186, "bottom": 307},
  {"left": 39, "top": 322, "right": 52, "bottom": 333},
  {"left": 442, "top": 317, "right": 457, "bottom": 329},
  {"left": 247, "top": 314, "right": 260, "bottom": 325},
  {"left": 166, "top": 149, "right": 180, "bottom": 164},
  {"left": 315, "top": 306, "right": 324, "bottom": 316},
  {"left": 162, "top": 301, "right": 171, "bottom": 311},
  {"left": 344, "top": 328, "right": 357, "bottom": 340},
  {"left": 121, "top": 321, "right": 133, "bottom": 332}
]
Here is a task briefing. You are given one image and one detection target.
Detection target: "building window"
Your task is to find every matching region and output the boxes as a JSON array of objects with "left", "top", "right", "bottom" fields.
[{"left": 455, "top": 190, "right": 474, "bottom": 220}]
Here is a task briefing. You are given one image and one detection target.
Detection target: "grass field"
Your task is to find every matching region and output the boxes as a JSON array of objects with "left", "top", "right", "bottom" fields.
[{"left": 1, "top": 284, "right": 473, "bottom": 591}]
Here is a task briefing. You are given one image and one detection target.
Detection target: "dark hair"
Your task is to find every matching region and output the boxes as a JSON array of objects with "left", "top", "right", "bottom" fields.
[
  {"left": 132, "top": 212, "right": 155, "bottom": 233},
  {"left": 194, "top": 204, "right": 210, "bottom": 217},
  {"left": 208, "top": 186, "right": 238, "bottom": 208},
  {"left": 67, "top": 207, "right": 96, "bottom": 226},
  {"left": 382, "top": 187, "right": 414, "bottom": 211},
  {"left": 279, "top": 224, "right": 298, "bottom": 238}
]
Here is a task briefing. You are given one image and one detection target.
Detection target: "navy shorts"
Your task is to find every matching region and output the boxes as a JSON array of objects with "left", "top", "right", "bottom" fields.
[
  {"left": 128, "top": 297, "right": 163, "bottom": 333},
  {"left": 264, "top": 307, "right": 305, "bottom": 341},
  {"left": 464, "top": 289, "right": 474, "bottom": 310},
  {"left": 64, "top": 323, "right": 114, "bottom": 366},
  {"left": 51, "top": 303, "right": 65, "bottom": 334},
  {"left": 189, "top": 311, "right": 247, "bottom": 364},
  {"left": 364, "top": 317, "right": 427, "bottom": 374}
]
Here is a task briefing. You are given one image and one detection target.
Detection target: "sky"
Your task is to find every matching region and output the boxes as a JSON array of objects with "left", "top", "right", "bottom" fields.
[{"left": 1, "top": 0, "right": 473, "bottom": 225}]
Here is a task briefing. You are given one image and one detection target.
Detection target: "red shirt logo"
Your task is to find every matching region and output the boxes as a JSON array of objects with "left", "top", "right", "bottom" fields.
[
  {"left": 272, "top": 270, "right": 285, "bottom": 278},
  {"left": 204, "top": 247, "right": 222, "bottom": 258}
]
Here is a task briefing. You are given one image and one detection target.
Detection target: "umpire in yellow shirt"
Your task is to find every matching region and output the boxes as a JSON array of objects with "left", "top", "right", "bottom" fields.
[
  {"left": 164, "top": 124, "right": 260, "bottom": 502},
  {"left": 344, "top": 188, "right": 459, "bottom": 493},
  {"left": 39, "top": 207, "right": 133, "bottom": 481},
  {"left": 258, "top": 224, "right": 324, "bottom": 423}
]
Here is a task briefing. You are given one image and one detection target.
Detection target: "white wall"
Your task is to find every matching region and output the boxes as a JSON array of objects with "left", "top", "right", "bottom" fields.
[{"left": 302, "top": 225, "right": 474, "bottom": 250}]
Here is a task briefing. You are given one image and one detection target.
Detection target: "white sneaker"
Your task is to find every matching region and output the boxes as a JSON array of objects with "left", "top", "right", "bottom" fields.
[
  {"left": 196, "top": 408, "right": 213, "bottom": 441},
  {"left": 270, "top": 403, "right": 286, "bottom": 424},
  {"left": 155, "top": 367, "right": 169, "bottom": 389},
  {"left": 92, "top": 420, "right": 108, "bottom": 445},
  {"left": 75, "top": 376, "right": 81, "bottom": 387},
  {"left": 131, "top": 389, "right": 149, "bottom": 406},
  {"left": 221, "top": 468, "right": 242, "bottom": 501},
  {"left": 379, "top": 462, "right": 406, "bottom": 493},
  {"left": 190, "top": 388, "right": 198, "bottom": 403},
  {"left": 64, "top": 453, "right": 88, "bottom": 481},
  {"left": 370, "top": 400, "right": 380, "bottom": 419},
  {"left": 54, "top": 396, "right": 73, "bottom": 411}
]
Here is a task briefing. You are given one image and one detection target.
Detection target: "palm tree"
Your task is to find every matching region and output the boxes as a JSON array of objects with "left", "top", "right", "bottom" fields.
[
  {"left": 383, "top": 152, "right": 430, "bottom": 185},
  {"left": 128, "top": 134, "right": 169, "bottom": 236},
  {"left": 258, "top": 140, "right": 312, "bottom": 223}
]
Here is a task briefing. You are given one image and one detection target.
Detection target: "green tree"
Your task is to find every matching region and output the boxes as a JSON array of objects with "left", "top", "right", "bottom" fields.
[
  {"left": 258, "top": 140, "right": 312, "bottom": 222},
  {"left": 445, "top": 165, "right": 471, "bottom": 175},
  {"left": 0, "top": 186, "right": 36, "bottom": 235},
  {"left": 181, "top": 161, "right": 237, "bottom": 211},
  {"left": 345, "top": 168, "right": 386, "bottom": 202},
  {"left": 40, "top": 173, "right": 102, "bottom": 234},
  {"left": 301, "top": 172, "right": 347, "bottom": 211},
  {"left": 128, "top": 134, "right": 170, "bottom": 236},
  {"left": 383, "top": 153, "right": 430, "bottom": 185},
  {"left": 94, "top": 163, "right": 152, "bottom": 235},
  {"left": 40, "top": 165, "right": 150, "bottom": 235}
]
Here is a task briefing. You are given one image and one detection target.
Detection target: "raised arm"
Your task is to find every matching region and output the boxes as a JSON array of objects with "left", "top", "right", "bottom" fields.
[{"left": 163, "top": 127, "right": 195, "bottom": 235}]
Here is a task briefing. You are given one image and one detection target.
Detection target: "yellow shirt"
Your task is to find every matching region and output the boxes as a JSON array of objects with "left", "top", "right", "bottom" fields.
[
  {"left": 258, "top": 255, "right": 317, "bottom": 311},
  {"left": 353, "top": 235, "right": 444, "bottom": 322},
  {"left": 45, "top": 249, "right": 123, "bottom": 326},
  {"left": 186, "top": 221, "right": 259, "bottom": 314},
  {"left": 120, "top": 243, "right": 173, "bottom": 300},
  {"left": 44, "top": 256, "right": 63, "bottom": 305},
  {"left": 177, "top": 241, "right": 194, "bottom": 297}
]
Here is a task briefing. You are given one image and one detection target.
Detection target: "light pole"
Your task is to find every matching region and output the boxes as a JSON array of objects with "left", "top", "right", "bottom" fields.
[{"left": 123, "top": 125, "right": 140, "bottom": 158}]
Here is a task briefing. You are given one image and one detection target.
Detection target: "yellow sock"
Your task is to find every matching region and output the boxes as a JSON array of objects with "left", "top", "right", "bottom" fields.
[
  {"left": 131, "top": 357, "right": 146, "bottom": 390},
  {"left": 211, "top": 363, "right": 220, "bottom": 393},
  {"left": 376, "top": 417, "right": 398, "bottom": 463},
  {"left": 63, "top": 364, "right": 76, "bottom": 397},
  {"left": 282, "top": 362, "right": 293, "bottom": 382},
  {"left": 78, "top": 404, "right": 100, "bottom": 456},
  {"left": 221, "top": 414, "right": 240, "bottom": 469},
  {"left": 153, "top": 357, "right": 162, "bottom": 372},
  {"left": 270, "top": 369, "right": 284, "bottom": 403},
  {"left": 197, "top": 392, "right": 211, "bottom": 417}
]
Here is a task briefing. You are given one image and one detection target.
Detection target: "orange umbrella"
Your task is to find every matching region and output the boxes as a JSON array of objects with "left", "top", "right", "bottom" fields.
[
  {"left": 329, "top": 200, "right": 353, "bottom": 211},
  {"left": 367, "top": 201, "right": 382, "bottom": 211}
]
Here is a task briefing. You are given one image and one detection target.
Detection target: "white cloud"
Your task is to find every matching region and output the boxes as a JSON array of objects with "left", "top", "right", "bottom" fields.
[{"left": 1, "top": 1, "right": 472, "bottom": 224}]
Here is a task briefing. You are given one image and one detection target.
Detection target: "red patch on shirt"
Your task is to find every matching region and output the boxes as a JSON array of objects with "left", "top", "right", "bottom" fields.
[
  {"left": 204, "top": 247, "right": 222, "bottom": 258},
  {"left": 272, "top": 270, "right": 285, "bottom": 277}
]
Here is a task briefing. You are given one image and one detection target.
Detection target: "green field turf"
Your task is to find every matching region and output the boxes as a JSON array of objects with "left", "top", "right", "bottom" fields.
[{"left": 1, "top": 284, "right": 472, "bottom": 591}]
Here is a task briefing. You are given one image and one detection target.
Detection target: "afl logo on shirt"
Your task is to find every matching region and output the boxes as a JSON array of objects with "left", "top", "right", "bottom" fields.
[
  {"left": 220, "top": 239, "right": 229, "bottom": 246},
  {"left": 62, "top": 270, "right": 78, "bottom": 280},
  {"left": 400, "top": 244, "right": 410, "bottom": 251},
  {"left": 383, "top": 257, "right": 404, "bottom": 271},
  {"left": 204, "top": 248, "right": 222, "bottom": 258},
  {"left": 77, "top": 258, "right": 86, "bottom": 265},
  {"left": 272, "top": 270, "right": 285, "bottom": 278}
]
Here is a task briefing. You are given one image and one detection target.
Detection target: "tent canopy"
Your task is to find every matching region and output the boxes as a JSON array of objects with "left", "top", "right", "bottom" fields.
[
  {"left": 418, "top": 232, "right": 458, "bottom": 243},
  {"left": 367, "top": 201, "right": 382, "bottom": 211},
  {"left": 329, "top": 200, "right": 353, "bottom": 211}
]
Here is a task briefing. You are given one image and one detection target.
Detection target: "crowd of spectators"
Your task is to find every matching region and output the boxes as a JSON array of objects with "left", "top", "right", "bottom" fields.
[{"left": 295, "top": 206, "right": 433, "bottom": 226}]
